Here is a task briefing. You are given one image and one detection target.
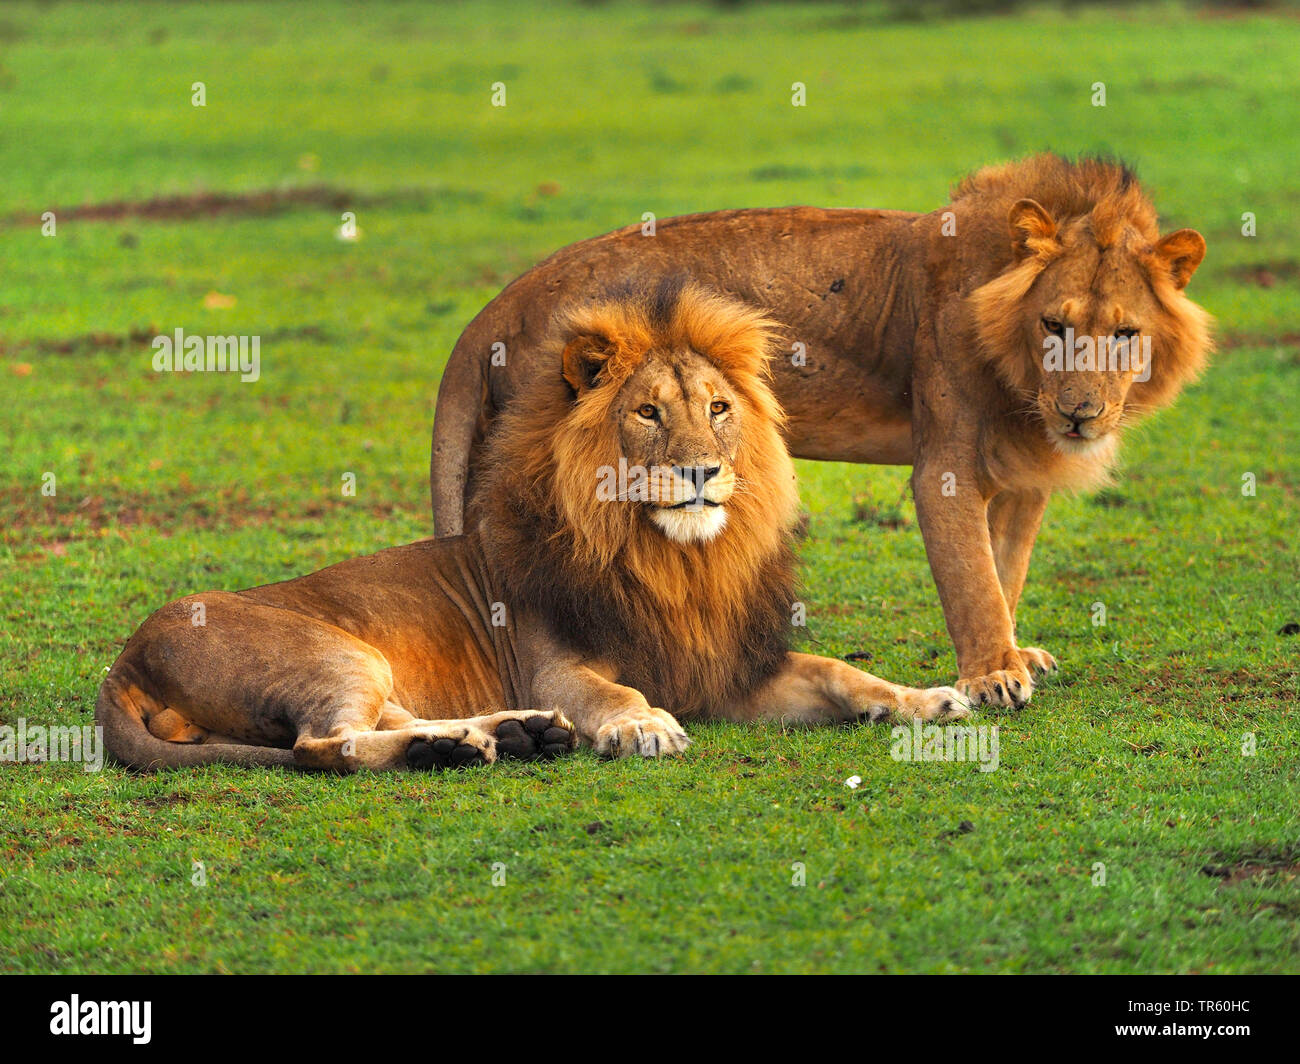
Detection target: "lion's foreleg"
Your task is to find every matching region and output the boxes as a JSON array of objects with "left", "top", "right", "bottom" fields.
[
  {"left": 528, "top": 657, "right": 690, "bottom": 759},
  {"left": 715, "top": 653, "right": 969, "bottom": 726},
  {"left": 986, "top": 488, "right": 1048, "bottom": 623},
  {"left": 986, "top": 488, "right": 1060, "bottom": 684},
  {"left": 911, "top": 444, "right": 1036, "bottom": 707}
]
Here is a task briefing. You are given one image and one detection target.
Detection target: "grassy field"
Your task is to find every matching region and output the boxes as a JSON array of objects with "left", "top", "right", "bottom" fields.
[{"left": 1, "top": 0, "right": 1297, "bottom": 974}]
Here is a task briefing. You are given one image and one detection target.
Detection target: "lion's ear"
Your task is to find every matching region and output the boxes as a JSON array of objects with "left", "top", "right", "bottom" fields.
[
  {"left": 1153, "top": 228, "right": 1206, "bottom": 289},
  {"left": 1009, "top": 198, "right": 1058, "bottom": 260},
  {"left": 561, "top": 333, "right": 614, "bottom": 395}
]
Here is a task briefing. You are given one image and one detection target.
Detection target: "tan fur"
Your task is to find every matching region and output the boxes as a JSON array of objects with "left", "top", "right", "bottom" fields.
[
  {"left": 431, "top": 154, "right": 1212, "bottom": 707},
  {"left": 97, "top": 283, "right": 967, "bottom": 772}
]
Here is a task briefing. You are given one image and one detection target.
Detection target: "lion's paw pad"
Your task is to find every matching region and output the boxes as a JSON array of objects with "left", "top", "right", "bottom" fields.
[
  {"left": 406, "top": 735, "right": 486, "bottom": 770},
  {"left": 494, "top": 713, "right": 576, "bottom": 761}
]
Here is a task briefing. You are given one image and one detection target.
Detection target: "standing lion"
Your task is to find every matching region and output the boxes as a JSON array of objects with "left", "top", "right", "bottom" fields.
[
  {"left": 430, "top": 154, "right": 1212, "bottom": 707},
  {"left": 96, "top": 282, "right": 967, "bottom": 772}
]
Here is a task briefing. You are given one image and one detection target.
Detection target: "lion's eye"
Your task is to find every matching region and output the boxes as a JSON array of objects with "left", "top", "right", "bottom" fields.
[
  {"left": 1114, "top": 327, "right": 1138, "bottom": 340},
  {"left": 1042, "top": 317, "right": 1065, "bottom": 336},
  {"left": 636, "top": 403, "right": 658, "bottom": 420},
  {"left": 710, "top": 400, "right": 729, "bottom": 416}
]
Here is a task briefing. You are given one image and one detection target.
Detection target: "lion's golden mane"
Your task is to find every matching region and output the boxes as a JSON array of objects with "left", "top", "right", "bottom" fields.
[{"left": 473, "top": 281, "right": 803, "bottom": 716}]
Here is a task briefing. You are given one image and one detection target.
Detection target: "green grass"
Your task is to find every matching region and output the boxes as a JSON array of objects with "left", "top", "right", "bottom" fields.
[{"left": 1, "top": 0, "right": 1297, "bottom": 974}]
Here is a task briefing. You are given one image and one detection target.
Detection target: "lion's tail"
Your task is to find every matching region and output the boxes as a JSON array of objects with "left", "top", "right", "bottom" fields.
[
  {"left": 95, "top": 665, "right": 296, "bottom": 772},
  {"left": 430, "top": 322, "right": 490, "bottom": 538}
]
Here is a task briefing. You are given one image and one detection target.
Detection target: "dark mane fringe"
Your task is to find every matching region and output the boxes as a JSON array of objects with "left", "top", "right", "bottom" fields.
[
  {"left": 481, "top": 486, "right": 798, "bottom": 715},
  {"left": 472, "top": 282, "right": 801, "bottom": 716},
  {"left": 953, "top": 152, "right": 1156, "bottom": 246}
]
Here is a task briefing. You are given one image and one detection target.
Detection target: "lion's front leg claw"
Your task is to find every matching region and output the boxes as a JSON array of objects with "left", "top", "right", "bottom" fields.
[
  {"left": 895, "top": 685, "right": 972, "bottom": 722},
  {"left": 594, "top": 707, "right": 690, "bottom": 759},
  {"left": 1016, "top": 646, "right": 1059, "bottom": 679}
]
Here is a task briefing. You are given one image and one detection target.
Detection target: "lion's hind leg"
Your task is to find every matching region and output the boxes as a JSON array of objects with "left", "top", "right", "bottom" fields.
[
  {"left": 296, "top": 718, "right": 494, "bottom": 772},
  {"left": 300, "top": 707, "right": 578, "bottom": 772},
  {"left": 400, "top": 709, "right": 577, "bottom": 770},
  {"left": 475, "top": 710, "right": 577, "bottom": 761},
  {"left": 115, "top": 593, "right": 579, "bottom": 773},
  {"left": 111, "top": 592, "right": 407, "bottom": 771}
]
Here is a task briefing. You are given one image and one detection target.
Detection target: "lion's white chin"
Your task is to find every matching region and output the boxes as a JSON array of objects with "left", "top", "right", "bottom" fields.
[
  {"left": 1049, "top": 429, "right": 1115, "bottom": 458},
  {"left": 649, "top": 506, "right": 728, "bottom": 544}
]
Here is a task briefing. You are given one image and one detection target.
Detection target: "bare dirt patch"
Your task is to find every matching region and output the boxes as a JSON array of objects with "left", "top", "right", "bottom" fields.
[
  {"left": 1, "top": 328, "right": 155, "bottom": 358},
  {"left": 1201, "top": 856, "right": 1300, "bottom": 887},
  {"left": 2, "top": 324, "right": 327, "bottom": 360},
  {"left": 1225, "top": 261, "right": 1300, "bottom": 288},
  {"left": 1217, "top": 331, "right": 1300, "bottom": 361},
  {"left": 1130, "top": 665, "right": 1298, "bottom": 711},
  {"left": 1, "top": 482, "right": 423, "bottom": 554},
  {"left": 2, "top": 186, "right": 436, "bottom": 228}
]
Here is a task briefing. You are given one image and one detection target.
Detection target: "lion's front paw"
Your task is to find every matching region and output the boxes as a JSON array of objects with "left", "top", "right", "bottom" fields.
[
  {"left": 1016, "top": 646, "right": 1059, "bottom": 678},
  {"left": 957, "top": 664, "right": 1033, "bottom": 709},
  {"left": 595, "top": 707, "right": 690, "bottom": 759},
  {"left": 957, "top": 646, "right": 1057, "bottom": 708},
  {"left": 896, "top": 686, "right": 972, "bottom": 722}
]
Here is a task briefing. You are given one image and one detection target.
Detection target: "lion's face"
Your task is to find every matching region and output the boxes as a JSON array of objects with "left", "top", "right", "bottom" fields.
[
  {"left": 993, "top": 199, "right": 1207, "bottom": 455},
  {"left": 549, "top": 282, "right": 796, "bottom": 555},
  {"left": 1022, "top": 229, "right": 1157, "bottom": 451},
  {"left": 611, "top": 348, "right": 742, "bottom": 544}
]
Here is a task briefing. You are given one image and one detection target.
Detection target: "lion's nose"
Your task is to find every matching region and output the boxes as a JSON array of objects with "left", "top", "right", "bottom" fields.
[
  {"left": 1057, "top": 400, "right": 1104, "bottom": 422},
  {"left": 679, "top": 465, "right": 721, "bottom": 486}
]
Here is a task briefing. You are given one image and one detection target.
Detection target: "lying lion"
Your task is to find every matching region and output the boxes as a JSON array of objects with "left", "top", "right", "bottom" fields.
[
  {"left": 430, "top": 154, "right": 1213, "bottom": 708},
  {"left": 96, "top": 282, "right": 968, "bottom": 771}
]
